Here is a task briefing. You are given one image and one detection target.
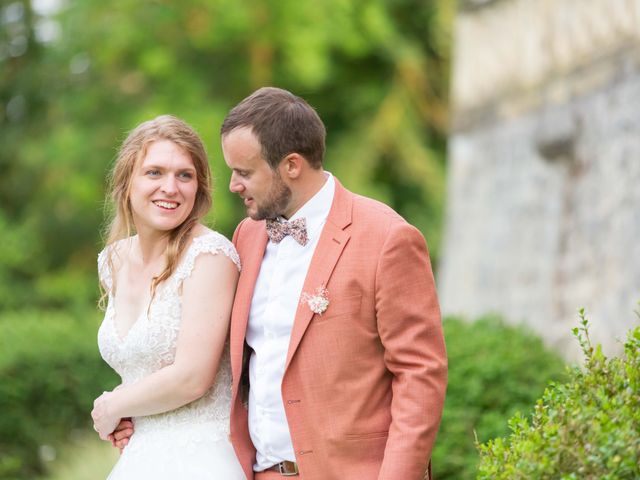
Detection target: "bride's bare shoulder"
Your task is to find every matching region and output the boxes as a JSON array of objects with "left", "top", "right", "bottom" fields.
[
  {"left": 104, "top": 236, "right": 137, "bottom": 272},
  {"left": 190, "top": 223, "right": 211, "bottom": 239}
]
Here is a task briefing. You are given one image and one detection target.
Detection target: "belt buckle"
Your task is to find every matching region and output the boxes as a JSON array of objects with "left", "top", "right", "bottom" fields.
[{"left": 278, "top": 460, "right": 299, "bottom": 476}]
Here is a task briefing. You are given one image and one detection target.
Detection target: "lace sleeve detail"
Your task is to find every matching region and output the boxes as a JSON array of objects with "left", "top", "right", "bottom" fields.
[
  {"left": 175, "top": 231, "right": 241, "bottom": 283},
  {"left": 97, "top": 247, "right": 113, "bottom": 292}
]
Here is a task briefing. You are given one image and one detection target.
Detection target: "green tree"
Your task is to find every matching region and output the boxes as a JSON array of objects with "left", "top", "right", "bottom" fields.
[
  {"left": 1, "top": 0, "right": 452, "bottom": 306},
  {"left": 1, "top": 3, "right": 453, "bottom": 478}
]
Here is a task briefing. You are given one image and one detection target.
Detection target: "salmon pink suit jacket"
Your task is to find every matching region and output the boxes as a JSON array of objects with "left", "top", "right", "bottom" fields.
[{"left": 229, "top": 179, "right": 447, "bottom": 480}]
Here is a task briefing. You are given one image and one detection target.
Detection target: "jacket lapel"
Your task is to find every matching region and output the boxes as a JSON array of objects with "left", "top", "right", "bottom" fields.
[
  {"left": 284, "top": 180, "right": 353, "bottom": 371},
  {"left": 230, "top": 221, "right": 268, "bottom": 385}
]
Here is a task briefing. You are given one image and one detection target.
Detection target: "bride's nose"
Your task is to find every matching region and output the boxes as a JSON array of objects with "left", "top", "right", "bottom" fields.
[{"left": 161, "top": 174, "right": 178, "bottom": 195}]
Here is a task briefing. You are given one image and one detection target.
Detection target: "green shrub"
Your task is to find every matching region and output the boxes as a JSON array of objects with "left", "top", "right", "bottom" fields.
[
  {"left": 477, "top": 310, "right": 640, "bottom": 479},
  {"left": 0, "top": 313, "right": 571, "bottom": 480},
  {"left": 0, "top": 309, "right": 118, "bottom": 480},
  {"left": 432, "top": 316, "right": 566, "bottom": 479}
]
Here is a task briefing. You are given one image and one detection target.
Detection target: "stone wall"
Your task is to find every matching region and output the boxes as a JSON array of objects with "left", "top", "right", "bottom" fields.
[{"left": 439, "top": 0, "right": 640, "bottom": 359}]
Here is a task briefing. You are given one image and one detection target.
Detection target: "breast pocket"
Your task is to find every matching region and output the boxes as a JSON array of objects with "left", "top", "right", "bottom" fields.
[{"left": 312, "top": 293, "right": 362, "bottom": 324}]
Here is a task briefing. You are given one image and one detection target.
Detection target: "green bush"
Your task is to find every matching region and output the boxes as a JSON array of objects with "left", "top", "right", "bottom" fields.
[
  {"left": 0, "top": 309, "right": 118, "bottom": 480},
  {"left": 432, "top": 316, "right": 566, "bottom": 479},
  {"left": 477, "top": 310, "right": 640, "bottom": 479},
  {"left": 0, "top": 313, "right": 570, "bottom": 480}
]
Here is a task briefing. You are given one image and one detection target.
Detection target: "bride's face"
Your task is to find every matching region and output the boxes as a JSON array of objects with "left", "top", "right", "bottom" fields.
[{"left": 128, "top": 140, "right": 198, "bottom": 236}]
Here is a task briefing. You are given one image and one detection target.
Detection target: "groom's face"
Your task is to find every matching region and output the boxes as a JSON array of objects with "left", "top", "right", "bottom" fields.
[{"left": 222, "top": 127, "right": 291, "bottom": 220}]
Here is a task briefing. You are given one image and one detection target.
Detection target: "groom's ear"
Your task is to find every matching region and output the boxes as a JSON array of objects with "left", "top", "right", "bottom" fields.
[{"left": 280, "top": 153, "right": 305, "bottom": 180}]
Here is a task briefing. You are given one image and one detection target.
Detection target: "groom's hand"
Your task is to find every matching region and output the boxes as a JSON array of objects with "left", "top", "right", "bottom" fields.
[{"left": 108, "top": 418, "right": 134, "bottom": 452}]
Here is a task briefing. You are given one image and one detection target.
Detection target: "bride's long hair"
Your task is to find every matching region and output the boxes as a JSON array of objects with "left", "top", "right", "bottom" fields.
[{"left": 99, "top": 115, "right": 212, "bottom": 308}]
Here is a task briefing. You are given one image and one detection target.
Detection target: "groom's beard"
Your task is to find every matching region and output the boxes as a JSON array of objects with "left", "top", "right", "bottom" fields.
[{"left": 251, "top": 171, "right": 292, "bottom": 221}]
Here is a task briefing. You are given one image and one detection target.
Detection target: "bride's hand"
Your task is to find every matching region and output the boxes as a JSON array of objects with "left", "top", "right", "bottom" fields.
[{"left": 91, "top": 391, "right": 120, "bottom": 441}]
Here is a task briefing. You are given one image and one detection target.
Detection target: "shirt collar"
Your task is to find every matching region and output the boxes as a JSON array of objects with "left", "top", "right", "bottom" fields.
[{"left": 285, "top": 171, "right": 335, "bottom": 241}]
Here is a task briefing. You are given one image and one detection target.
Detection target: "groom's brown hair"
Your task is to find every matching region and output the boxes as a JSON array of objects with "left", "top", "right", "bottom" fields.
[{"left": 221, "top": 86, "right": 326, "bottom": 170}]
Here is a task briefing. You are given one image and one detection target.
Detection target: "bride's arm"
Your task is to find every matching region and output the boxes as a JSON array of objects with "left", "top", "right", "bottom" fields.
[{"left": 92, "top": 252, "right": 239, "bottom": 439}]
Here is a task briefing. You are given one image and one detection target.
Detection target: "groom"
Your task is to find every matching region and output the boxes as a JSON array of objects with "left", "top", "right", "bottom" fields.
[{"left": 222, "top": 87, "right": 447, "bottom": 480}]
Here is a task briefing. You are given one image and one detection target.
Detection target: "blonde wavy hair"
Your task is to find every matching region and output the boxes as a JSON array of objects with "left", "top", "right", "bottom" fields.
[{"left": 100, "top": 115, "right": 212, "bottom": 308}]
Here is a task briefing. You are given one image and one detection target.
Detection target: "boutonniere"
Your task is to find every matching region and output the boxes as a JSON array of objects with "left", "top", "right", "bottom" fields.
[{"left": 301, "top": 285, "right": 329, "bottom": 315}]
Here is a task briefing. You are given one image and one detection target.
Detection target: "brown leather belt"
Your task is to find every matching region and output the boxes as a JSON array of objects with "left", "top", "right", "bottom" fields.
[{"left": 264, "top": 460, "right": 299, "bottom": 476}]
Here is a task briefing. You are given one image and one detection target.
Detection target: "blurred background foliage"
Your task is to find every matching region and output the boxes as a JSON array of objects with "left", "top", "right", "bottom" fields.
[
  {"left": 1, "top": 0, "right": 455, "bottom": 477},
  {"left": 435, "top": 316, "right": 566, "bottom": 479},
  {"left": 0, "top": 0, "right": 453, "bottom": 313},
  {"left": 1, "top": 3, "right": 626, "bottom": 480}
]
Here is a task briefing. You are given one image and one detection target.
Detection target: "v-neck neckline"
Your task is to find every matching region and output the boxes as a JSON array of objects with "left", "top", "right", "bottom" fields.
[
  {"left": 105, "top": 230, "right": 214, "bottom": 343},
  {"left": 109, "top": 298, "right": 150, "bottom": 343}
]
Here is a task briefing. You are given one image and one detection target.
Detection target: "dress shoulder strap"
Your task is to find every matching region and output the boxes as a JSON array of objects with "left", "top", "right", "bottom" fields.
[
  {"left": 174, "top": 230, "right": 241, "bottom": 283},
  {"left": 97, "top": 237, "right": 133, "bottom": 294},
  {"left": 97, "top": 246, "right": 113, "bottom": 293}
]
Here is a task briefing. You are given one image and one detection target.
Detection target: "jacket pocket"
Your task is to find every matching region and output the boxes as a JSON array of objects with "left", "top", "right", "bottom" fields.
[
  {"left": 344, "top": 430, "right": 389, "bottom": 440},
  {"left": 312, "top": 293, "right": 362, "bottom": 323}
]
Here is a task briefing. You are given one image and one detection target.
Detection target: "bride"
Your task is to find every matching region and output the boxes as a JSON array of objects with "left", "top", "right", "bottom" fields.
[{"left": 91, "top": 115, "right": 246, "bottom": 479}]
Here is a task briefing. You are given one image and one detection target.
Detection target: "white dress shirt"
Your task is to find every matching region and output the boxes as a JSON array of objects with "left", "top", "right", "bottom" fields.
[{"left": 246, "top": 173, "right": 335, "bottom": 472}]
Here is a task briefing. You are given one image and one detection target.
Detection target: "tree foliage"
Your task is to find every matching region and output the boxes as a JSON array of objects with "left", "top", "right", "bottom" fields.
[
  {"left": 0, "top": 0, "right": 453, "bottom": 311},
  {"left": 1, "top": 4, "right": 453, "bottom": 477}
]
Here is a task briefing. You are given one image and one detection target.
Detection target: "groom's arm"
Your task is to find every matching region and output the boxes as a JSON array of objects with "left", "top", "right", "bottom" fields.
[
  {"left": 231, "top": 217, "right": 249, "bottom": 246},
  {"left": 110, "top": 418, "right": 134, "bottom": 450},
  {"left": 374, "top": 221, "right": 448, "bottom": 480}
]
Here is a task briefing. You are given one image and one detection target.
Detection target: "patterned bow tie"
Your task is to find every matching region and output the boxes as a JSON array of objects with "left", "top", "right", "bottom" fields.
[{"left": 265, "top": 218, "right": 309, "bottom": 246}]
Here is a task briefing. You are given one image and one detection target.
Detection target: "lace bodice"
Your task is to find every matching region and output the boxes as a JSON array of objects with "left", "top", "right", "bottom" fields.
[{"left": 97, "top": 230, "right": 241, "bottom": 439}]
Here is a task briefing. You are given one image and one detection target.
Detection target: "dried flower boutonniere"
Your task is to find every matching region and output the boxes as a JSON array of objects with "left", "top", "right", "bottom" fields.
[{"left": 301, "top": 285, "right": 330, "bottom": 315}]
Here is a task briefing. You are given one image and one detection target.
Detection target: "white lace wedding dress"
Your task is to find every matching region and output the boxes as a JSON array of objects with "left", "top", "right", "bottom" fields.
[{"left": 97, "top": 230, "right": 246, "bottom": 479}]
